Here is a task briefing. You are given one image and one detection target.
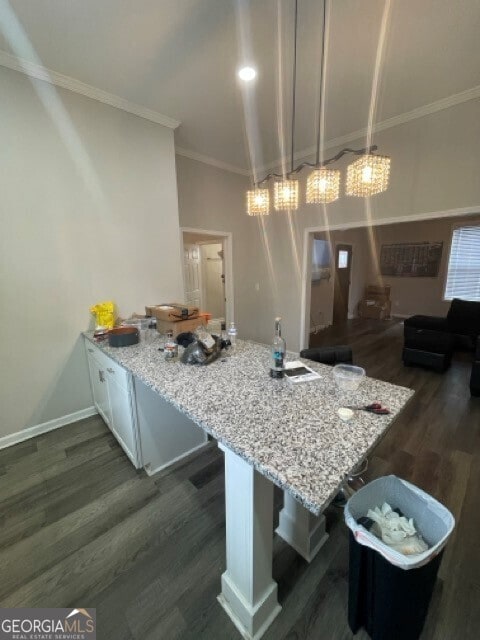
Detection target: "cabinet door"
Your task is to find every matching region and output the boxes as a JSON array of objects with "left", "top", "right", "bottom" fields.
[
  {"left": 86, "top": 349, "right": 111, "bottom": 426},
  {"left": 107, "top": 373, "right": 139, "bottom": 467}
]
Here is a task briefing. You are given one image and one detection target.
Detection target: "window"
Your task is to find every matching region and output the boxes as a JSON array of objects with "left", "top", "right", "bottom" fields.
[
  {"left": 338, "top": 250, "right": 349, "bottom": 269},
  {"left": 444, "top": 225, "right": 480, "bottom": 301}
]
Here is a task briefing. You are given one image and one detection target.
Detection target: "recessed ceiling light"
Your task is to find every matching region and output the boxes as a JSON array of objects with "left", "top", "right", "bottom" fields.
[{"left": 238, "top": 66, "right": 257, "bottom": 82}]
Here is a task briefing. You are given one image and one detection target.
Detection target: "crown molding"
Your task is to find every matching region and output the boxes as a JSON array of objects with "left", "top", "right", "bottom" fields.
[
  {"left": 256, "top": 84, "right": 480, "bottom": 175},
  {"left": 3, "top": 48, "right": 479, "bottom": 178},
  {"left": 0, "top": 50, "right": 180, "bottom": 129},
  {"left": 175, "top": 146, "right": 250, "bottom": 176}
]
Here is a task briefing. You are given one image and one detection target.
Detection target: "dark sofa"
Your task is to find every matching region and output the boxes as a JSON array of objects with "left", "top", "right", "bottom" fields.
[{"left": 403, "top": 299, "right": 480, "bottom": 394}]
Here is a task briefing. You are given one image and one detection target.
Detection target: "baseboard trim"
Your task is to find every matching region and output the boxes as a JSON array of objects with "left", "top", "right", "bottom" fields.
[
  {"left": 143, "top": 440, "right": 209, "bottom": 477},
  {"left": 392, "top": 313, "right": 410, "bottom": 319},
  {"left": 0, "top": 406, "right": 98, "bottom": 451}
]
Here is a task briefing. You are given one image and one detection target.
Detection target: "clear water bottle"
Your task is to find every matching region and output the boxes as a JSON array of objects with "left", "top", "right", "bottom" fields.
[
  {"left": 164, "top": 331, "right": 178, "bottom": 361},
  {"left": 270, "top": 317, "right": 286, "bottom": 378},
  {"left": 227, "top": 321, "right": 238, "bottom": 350}
]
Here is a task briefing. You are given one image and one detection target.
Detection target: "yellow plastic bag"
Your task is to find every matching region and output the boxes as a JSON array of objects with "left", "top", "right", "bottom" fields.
[{"left": 90, "top": 301, "right": 116, "bottom": 329}]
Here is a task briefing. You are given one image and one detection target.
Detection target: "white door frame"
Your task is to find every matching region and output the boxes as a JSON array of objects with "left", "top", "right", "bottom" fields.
[{"left": 180, "top": 227, "right": 234, "bottom": 326}]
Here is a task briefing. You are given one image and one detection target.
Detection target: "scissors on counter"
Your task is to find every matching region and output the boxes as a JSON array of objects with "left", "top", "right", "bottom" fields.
[{"left": 348, "top": 402, "right": 391, "bottom": 415}]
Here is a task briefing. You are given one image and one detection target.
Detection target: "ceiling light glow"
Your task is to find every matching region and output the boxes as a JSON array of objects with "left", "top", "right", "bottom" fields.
[{"left": 238, "top": 66, "right": 257, "bottom": 82}]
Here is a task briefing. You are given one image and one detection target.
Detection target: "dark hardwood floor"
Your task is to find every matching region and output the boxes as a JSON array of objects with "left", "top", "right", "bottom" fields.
[{"left": 1, "top": 319, "right": 479, "bottom": 639}]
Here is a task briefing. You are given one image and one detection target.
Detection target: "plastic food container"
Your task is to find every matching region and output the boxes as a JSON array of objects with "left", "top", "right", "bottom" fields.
[
  {"left": 333, "top": 364, "right": 366, "bottom": 391},
  {"left": 122, "top": 318, "right": 150, "bottom": 341}
]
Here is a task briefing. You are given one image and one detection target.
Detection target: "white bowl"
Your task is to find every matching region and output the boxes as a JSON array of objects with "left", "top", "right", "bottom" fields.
[{"left": 333, "top": 364, "right": 366, "bottom": 391}]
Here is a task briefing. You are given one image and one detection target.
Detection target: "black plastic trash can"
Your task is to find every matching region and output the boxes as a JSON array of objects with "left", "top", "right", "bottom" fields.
[{"left": 345, "top": 475, "right": 454, "bottom": 640}]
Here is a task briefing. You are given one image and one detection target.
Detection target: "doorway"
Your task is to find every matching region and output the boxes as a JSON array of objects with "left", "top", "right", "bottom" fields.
[
  {"left": 180, "top": 228, "right": 234, "bottom": 326},
  {"left": 201, "top": 243, "right": 224, "bottom": 318},
  {"left": 332, "top": 244, "right": 352, "bottom": 325}
]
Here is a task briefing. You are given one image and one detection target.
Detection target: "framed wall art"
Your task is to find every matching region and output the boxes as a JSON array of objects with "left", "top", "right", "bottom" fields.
[{"left": 380, "top": 242, "right": 443, "bottom": 277}]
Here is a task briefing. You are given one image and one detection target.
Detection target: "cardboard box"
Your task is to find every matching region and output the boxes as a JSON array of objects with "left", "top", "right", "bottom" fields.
[
  {"left": 358, "top": 285, "right": 392, "bottom": 320},
  {"left": 156, "top": 316, "right": 206, "bottom": 338},
  {"left": 146, "top": 303, "right": 199, "bottom": 323},
  {"left": 364, "top": 285, "right": 390, "bottom": 301},
  {"left": 358, "top": 301, "right": 391, "bottom": 319}
]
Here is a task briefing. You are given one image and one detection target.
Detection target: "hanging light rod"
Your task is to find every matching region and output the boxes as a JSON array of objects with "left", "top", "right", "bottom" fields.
[
  {"left": 255, "top": 145, "right": 378, "bottom": 185},
  {"left": 245, "top": 0, "right": 391, "bottom": 216}
]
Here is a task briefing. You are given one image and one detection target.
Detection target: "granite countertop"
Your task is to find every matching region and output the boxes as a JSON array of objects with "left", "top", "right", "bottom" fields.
[{"left": 84, "top": 333, "right": 414, "bottom": 515}]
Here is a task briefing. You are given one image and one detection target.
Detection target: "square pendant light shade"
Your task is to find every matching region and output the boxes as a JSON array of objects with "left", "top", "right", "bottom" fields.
[
  {"left": 246, "top": 188, "right": 270, "bottom": 216},
  {"left": 346, "top": 154, "right": 391, "bottom": 197},
  {"left": 306, "top": 168, "right": 340, "bottom": 204},
  {"left": 273, "top": 179, "right": 299, "bottom": 211}
]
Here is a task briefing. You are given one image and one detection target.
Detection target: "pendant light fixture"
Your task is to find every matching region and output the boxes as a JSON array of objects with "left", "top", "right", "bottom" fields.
[
  {"left": 273, "top": 179, "right": 299, "bottom": 210},
  {"left": 306, "top": 167, "right": 340, "bottom": 204},
  {"left": 345, "top": 153, "right": 391, "bottom": 197},
  {"left": 273, "top": 0, "right": 299, "bottom": 212},
  {"left": 242, "top": 0, "right": 391, "bottom": 216},
  {"left": 246, "top": 187, "right": 270, "bottom": 216},
  {"left": 306, "top": 0, "right": 340, "bottom": 205}
]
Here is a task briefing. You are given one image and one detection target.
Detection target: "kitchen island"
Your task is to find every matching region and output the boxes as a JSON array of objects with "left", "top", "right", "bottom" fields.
[{"left": 84, "top": 333, "right": 413, "bottom": 639}]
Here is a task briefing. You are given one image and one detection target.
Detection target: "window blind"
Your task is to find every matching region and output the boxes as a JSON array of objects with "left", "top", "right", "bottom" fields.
[{"left": 444, "top": 225, "right": 480, "bottom": 301}]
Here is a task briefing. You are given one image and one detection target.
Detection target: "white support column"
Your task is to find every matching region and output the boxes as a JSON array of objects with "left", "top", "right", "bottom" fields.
[
  {"left": 218, "top": 445, "right": 281, "bottom": 640},
  {"left": 276, "top": 491, "right": 329, "bottom": 563}
]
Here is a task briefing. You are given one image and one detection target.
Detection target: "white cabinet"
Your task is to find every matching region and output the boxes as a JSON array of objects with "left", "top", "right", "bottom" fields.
[
  {"left": 85, "top": 339, "right": 141, "bottom": 468},
  {"left": 84, "top": 337, "right": 207, "bottom": 475}
]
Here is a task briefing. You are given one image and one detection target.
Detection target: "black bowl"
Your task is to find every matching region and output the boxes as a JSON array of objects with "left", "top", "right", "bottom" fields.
[{"left": 108, "top": 327, "right": 139, "bottom": 347}]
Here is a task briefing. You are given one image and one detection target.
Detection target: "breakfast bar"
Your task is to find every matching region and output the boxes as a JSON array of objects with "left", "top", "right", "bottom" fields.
[{"left": 84, "top": 334, "right": 414, "bottom": 639}]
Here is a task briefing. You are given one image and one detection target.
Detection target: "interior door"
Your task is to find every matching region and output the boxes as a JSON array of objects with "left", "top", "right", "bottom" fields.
[
  {"left": 183, "top": 243, "right": 202, "bottom": 308},
  {"left": 202, "top": 243, "right": 225, "bottom": 318},
  {"left": 332, "top": 244, "right": 352, "bottom": 325}
]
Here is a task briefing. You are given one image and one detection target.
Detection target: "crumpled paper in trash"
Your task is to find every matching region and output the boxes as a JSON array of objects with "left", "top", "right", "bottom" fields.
[{"left": 367, "top": 502, "right": 429, "bottom": 555}]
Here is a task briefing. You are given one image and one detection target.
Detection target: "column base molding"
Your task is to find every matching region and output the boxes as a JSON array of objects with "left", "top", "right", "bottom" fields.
[
  {"left": 276, "top": 491, "right": 329, "bottom": 563},
  {"left": 218, "top": 574, "right": 281, "bottom": 640}
]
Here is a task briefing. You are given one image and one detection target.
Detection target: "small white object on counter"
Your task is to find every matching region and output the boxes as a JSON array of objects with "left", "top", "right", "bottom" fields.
[{"left": 338, "top": 407, "right": 354, "bottom": 422}]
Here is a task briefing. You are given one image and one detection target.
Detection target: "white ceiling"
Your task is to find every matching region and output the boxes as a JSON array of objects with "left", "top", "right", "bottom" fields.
[{"left": 1, "top": 0, "right": 479, "bottom": 173}]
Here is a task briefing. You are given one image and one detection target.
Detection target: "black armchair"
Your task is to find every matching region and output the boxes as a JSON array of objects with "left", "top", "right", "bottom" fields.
[{"left": 300, "top": 345, "right": 353, "bottom": 366}]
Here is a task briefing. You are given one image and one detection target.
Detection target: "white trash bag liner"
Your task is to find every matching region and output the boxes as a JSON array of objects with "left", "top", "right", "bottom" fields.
[{"left": 344, "top": 475, "right": 455, "bottom": 570}]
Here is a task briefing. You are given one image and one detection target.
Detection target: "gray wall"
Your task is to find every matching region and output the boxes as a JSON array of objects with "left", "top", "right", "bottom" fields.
[
  {"left": 177, "top": 99, "right": 480, "bottom": 352},
  {"left": 309, "top": 215, "right": 480, "bottom": 328},
  {"left": 0, "top": 67, "right": 184, "bottom": 440},
  {"left": 2, "top": 66, "right": 478, "bottom": 442},
  {"left": 175, "top": 154, "right": 265, "bottom": 340},
  {"left": 367, "top": 214, "right": 480, "bottom": 317},
  {"left": 254, "top": 98, "right": 480, "bottom": 351}
]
